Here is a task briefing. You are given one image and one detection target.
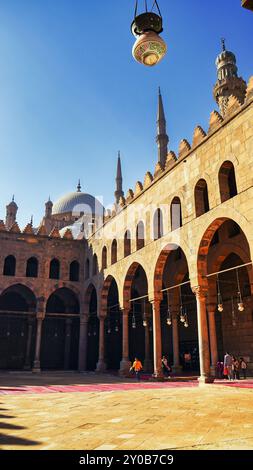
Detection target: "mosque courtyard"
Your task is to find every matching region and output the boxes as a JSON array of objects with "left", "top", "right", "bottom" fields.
[{"left": 0, "top": 373, "right": 253, "bottom": 451}]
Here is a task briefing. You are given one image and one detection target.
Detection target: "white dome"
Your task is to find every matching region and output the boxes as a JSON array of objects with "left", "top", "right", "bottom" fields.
[{"left": 52, "top": 191, "right": 104, "bottom": 217}]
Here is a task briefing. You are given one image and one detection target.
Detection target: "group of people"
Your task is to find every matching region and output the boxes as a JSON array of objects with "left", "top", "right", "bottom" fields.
[
  {"left": 216, "top": 353, "right": 247, "bottom": 380},
  {"left": 129, "top": 356, "right": 172, "bottom": 381}
]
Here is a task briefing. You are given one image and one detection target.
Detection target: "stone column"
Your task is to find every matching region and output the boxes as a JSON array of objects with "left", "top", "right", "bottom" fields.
[
  {"left": 144, "top": 319, "right": 152, "bottom": 372},
  {"left": 171, "top": 311, "right": 182, "bottom": 374},
  {"left": 96, "top": 316, "right": 106, "bottom": 372},
  {"left": 120, "top": 309, "right": 131, "bottom": 375},
  {"left": 78, "top": 316, "right": 88, "bottom": 372},
  {"left": 32, "top": 311, "right": 45, "bottom": 373},
  {"left": 207, "top": 304, "right": 218, "bottom": 377},
  {"left": 64, "top": 318, "right": 72, "bottom": 370},
  {"left": 24, "top": 317, "right": 34, "bottom": 370},
  {"left": 193, "top": 286, "right": 212, "bottom": 383},
  {"left": 152, "top": 299, "right": 163, "bottom": 377}
]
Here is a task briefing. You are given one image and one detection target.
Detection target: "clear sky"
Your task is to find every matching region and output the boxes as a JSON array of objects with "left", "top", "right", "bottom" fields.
[{"left": 0, "top": 0, "right": 252, "bottom": 228}]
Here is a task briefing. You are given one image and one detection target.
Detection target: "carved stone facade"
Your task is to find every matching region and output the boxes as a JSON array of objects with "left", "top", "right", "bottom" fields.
[{"left": 0, "top": 45, "right": 253, "bottom": 382}]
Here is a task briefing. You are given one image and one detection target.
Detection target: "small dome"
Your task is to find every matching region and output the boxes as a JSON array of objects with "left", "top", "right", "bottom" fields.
[
  {"left": 52, "top": 191, "right": 104, "bottom": 217},
  {"left": 216, "top": 50, "right": 236, "bottom": 67}
]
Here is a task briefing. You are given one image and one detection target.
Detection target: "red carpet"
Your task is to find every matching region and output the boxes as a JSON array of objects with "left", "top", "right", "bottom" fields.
[
  {"left": 214, "top": 379, "right": 253, "bottom": 389},
  {"left": 0, "top": 381, "right": 197, "bottom": 396}
]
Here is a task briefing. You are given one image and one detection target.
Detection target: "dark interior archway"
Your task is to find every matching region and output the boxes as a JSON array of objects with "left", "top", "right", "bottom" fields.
[
  {"left": 0, "top": 284, "right": 36, "bottom": 369},
  {"left": 86, "top": 285, "right": 99, "bottom": 371},
  {"left": 41, "top": 288, "right": 80, "bottom": 370},
  {"left": 104, "top": 277, "right": 122, "bottom": 370}
]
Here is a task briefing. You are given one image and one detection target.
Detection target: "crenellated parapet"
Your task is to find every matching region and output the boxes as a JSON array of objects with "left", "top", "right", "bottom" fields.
[
  {"left": 134, "top": 181, "right": 143, "bottom": 197},
  {"left": 62, "top": 228, "right": 74, "bottom": 240},
  {"left": 126, "top": 189, "right": 134, "bottom": 204},
  {"left": 49, "top": 227, "right": 61, "bottom": 238},
  {"left": 178, "top": 139, "right": 191, "bottom": 160},
  {"left": 154, "top": 162, "right": 164, "bottom": 179},
  {"left": 9, "top": 222, "right": 21, "bottom": 233},
  {"left": 23, "top": 223, "right": 34, "bottom": 235},
  {"left": 0, "top": 220, "right": 6, "bottom": 231},
  {"left": 192, "top": 126, "right": 207, "bottom": 148},
  {"left": 165, "top": 151, "right": 177, "bottom": 170},
  {"left": 208, "top": 110, "right": 224, "bottom": 134},
  {"left": 143, "top": 171, "right": 153, "bottom": 189},
  {"left": 245, "top": 76, "right": 253, "bottom": 102}
]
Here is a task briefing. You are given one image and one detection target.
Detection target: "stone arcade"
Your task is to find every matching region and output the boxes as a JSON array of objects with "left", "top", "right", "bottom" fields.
[{"left": 0, "top": 44, "right": 253, "bottom": 382}]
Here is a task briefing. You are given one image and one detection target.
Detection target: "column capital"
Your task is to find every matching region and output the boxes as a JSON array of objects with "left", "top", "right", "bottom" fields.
[
  {"left": 98, "top": 315, "right": 106, "bottom": 321},
  {"left": 206, "top": 303, "right": 217, "bottom": 315},
  {"left": 151, "top": 298, "right": 161, "bottom": 308},
  {"left": 36, "top": 311, "right": 45, "bottom": 320},
  {"left": 122, "top": 307, "right": 130, "bottom": 317},
  {"left": 80, "top": 315, "right": 89, "bottom": 325},
  {"left": 192, "top": 285, "right": 207, "bottom": 300}
]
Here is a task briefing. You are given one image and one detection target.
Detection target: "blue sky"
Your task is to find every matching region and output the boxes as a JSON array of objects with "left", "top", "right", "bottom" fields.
[{"left": 0, "top": 0, "right": 252, "bottom": 227}]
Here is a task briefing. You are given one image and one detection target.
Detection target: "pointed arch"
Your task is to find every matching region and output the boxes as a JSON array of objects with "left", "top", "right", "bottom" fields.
[
  {"left": 3, "top": 255, "right": 16, "bottom": 276},
  {"left": 85, "top": 258, "right": 90, "bottom": 280},
  {"left": 153, "top": 208, "right": 163, "bottom": 240},
  {"left": 136, "top": 221, "right": 145, "bottom": 250},
  {"left": 170, "top": 197, "right": 182, "bottom": 231},
  {"left": 219, "top": 161, "right": 237, "bottom": 203},
  {"left": 102, "top": 246, "right": 107, "bottom": 270},
  {"left": 111, "top": 239, "right": 117, "bottom": 265},
  {"left": 195, "top": 179, "right": 210, "bottom": 217},
  {"left": 124, "top": 230, "right": 131, "bottom": 257},
  {"left": 26, "top": 257, "right": 39, "bottom": 278},
  {"left": 93, "top": 254, "right": 98, "bottom": 276},
  {"left": 69, "top": 260, "right": 80, "bottom": 282},
  {"left": 49, "top": 258, "right": 60, "bottom": 279}
]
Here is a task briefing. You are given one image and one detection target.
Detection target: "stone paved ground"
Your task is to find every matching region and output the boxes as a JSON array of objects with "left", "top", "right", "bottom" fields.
[{"left": 0, "top": 373, "right": 253, "bottom": 450}]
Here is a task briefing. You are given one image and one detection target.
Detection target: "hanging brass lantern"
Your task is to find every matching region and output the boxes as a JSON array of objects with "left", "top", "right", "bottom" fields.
[
  {"left": 131, "top": 1, "right": 167, "bottom": 67},
  {"left": 242, "top": 0, "right": 253, "bottom": 11}
]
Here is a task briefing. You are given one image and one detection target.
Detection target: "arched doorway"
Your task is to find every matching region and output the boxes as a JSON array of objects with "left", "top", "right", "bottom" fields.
[
  {"left": 86, "top": 284, "right": 99, "bottom": 371},
  {"left": 0, "top": 284, "right": 36, "bottom": 369},
  {"left": 199, "top": 218, "right": 253, "bottom": 373},
  {"left": 41, "top": 288, "right": 80, "bottom": 370},
  {"left": 124, "top": 263, "right": 151, "bottom": 368},
  {"left": 104, "top": 277, "right": 122, "bottom": 371},
  {"left": 154, "top": 244, "right": 199, "bottom": 373}
]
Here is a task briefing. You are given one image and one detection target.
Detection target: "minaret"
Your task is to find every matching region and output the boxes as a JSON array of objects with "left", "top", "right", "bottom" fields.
[
  {"left": 45, "top": 197, "right": 53, "bottom": 218},
  {"left": 213, "top": 39, "right": 247, "bottom": 116},
  {"left": 156, "top": 87, "right": 169, "bottom": 168},
  {"left": 114, "top": 152, "right": 124, "bottom": 204},
  {"left": 5, "top": 196, "right": 18, "bottom": 230},
  {"left": 77, "top": 180, "right": 82, "bottom": 193}
]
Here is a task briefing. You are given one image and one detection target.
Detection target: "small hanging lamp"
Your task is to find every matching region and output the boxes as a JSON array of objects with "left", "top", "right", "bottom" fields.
[
  {"left": 179, "top": 286, "right": 185, "bottom": 323},
  {"left": 166, "top": 306, "right": 172, "bottom": 326},
  {"left": 217, "top": 275, "right": 224, "bottom": 312},
  {"left": 236, "top": 269, "right": 244, "bottom": 312},
  {"left": 132, "top": 303, "right": 137, "bottom": 329},
  {"left": 166, "top": 292, "right": 172, "bottom": 326},
  {"left": 131, "top": 1, "right": 167, "bottom": 67},
  {"left": 184, "top": 308, "right": 189, "bottom": 328},
  {"left": 231, "top": 296, "right": 236, "bottom": 327},
  {"left": 143, "top": 299, "right": 148, "bottom": 327}
]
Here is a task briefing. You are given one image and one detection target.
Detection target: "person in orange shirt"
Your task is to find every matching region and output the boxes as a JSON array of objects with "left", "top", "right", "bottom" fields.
[{"left": 130, "top": 357, "right": 143, "bottom": 381}]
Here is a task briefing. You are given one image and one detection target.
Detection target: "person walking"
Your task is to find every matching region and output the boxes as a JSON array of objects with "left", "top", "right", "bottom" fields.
[
  {"left": 224, "top": 352, "right": 233, "bottom": 380},
  {"left": 240, "top": 357, "right": 247, "bottom": 379},
  {"left": 130, "top": 357, "right": 143, "bottom": 381},
  {"left": 162, "top": 356, "right": 172, "bottom": 377},
  {"left": 232, "top": 356, "right": 240, "bottom": 380}
]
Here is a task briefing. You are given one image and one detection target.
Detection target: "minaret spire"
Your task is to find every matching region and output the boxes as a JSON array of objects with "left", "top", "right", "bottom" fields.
[
  {"left": 115, "top": 151, "right": 124, "bottom": 204},
  {"left": 213, "top": 40, "right": 247, "bottom": 116},
  {"left": 77, "top": 179, "right": 81, "bottom": 192},
  {"left": 156, "top": 87, "right": 168, "bottom": 167}
]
